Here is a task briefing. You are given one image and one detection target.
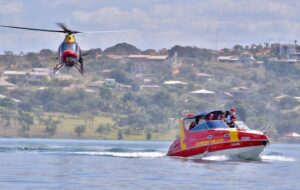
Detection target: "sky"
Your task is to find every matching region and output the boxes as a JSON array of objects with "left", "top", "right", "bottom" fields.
[{"left": 0, "top": 0, "right": 300, "bottom": 53}]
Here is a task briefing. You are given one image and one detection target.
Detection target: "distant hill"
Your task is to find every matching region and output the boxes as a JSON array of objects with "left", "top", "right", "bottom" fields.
[
  {"left": 86, "top": 48, "right": 102, "bottom": 58},
  {"left": 103, "top": 43, "right": 141, "bottom": 55},
  {"left": 169, "top": 45, "right": 217, "bottom": 61}
]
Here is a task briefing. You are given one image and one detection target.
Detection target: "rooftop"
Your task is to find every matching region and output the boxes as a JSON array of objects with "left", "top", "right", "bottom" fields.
[
  {"left": 163, "top": 80, "right": 187, "bottom": 85},
  {"left": 189, "top": 89, "right": 215, "bottom": 94}
]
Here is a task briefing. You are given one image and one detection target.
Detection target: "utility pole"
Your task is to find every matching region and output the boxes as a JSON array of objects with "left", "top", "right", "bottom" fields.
[{"left": 215, "top": 29, "right": 218, "bottom": 51}]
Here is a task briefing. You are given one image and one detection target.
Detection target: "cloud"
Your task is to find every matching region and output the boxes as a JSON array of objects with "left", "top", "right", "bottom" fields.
[
  {"left": 41, "top": 0, "right": 85, "bottom": 7},
  {"left": 72, "top": 7, "right": 148, "bottom": 29},
  {"left": 0, "top": 1, "right": 23, "bottom": 15},
  {"left": 2, "top": 0, "right": 300, "bottom": 52},
  {"left": 69, "top": 0, "right": 300, "bottom": 49}
]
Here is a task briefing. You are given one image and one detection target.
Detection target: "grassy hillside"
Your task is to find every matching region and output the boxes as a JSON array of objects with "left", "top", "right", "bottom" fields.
[{"left": 1, "top": 44, "right": 300, "bottom": 140}]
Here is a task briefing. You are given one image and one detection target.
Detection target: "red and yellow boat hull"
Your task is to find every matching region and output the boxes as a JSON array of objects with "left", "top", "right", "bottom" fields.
[{"left": 167, "top": 127, "right": 269, "bottom": 159}]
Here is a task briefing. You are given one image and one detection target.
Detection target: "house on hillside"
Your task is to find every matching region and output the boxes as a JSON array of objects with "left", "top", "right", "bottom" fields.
[
  {"left": 268, "top": 43, "right": 300, "bottom": 64},
  {"left": 229, "top": 86, "right": 250, "bottom": 98},
  {"left": 271, "top": 43, "right": 296, "bottom": 59},
  {"left": 281, "top": 132, "right": 300, "bottom": 143},
  {"left": 163, "top": 80, "right": 187, "bottom": 85},
  {"left": 189, "top": 89, "right": 215, "bottom": 96},
  {"left": 0, "top": 93, "right": 21, "bottom": 103},
  {"left": 106, "top": 54, "right": 124, "bottom": 60},
  {"left": 105, "top": 54, "right": 170, "bottom": 74},
  {"left": 126, "top": 55, "right": 169, "bottom": 74},
  {"left": 239, "top": 52, "right": 256, "bottom": 65},
  {"left": 196, "top": 72, "right": 213, "bottom": 80},
  {"left": 0, "top": 78, "right": 18, "bottom": 89},
  {"left": 217, "top": 56, "right": 239, "bottom": 63},
  {"left": 217, "top": 53, "right": 256, "bottom": 65},
  {"left": 2, "top": 68, "right": 51, "bottom": 83},
  {"left": 125, "top": 55, "right": 168, "bottom": 62},
  {"left": 87, "top": 78, "right": 132, "bottom": 91},
  {"left": 139, "top": 84, "right": 160, "bottom": 92},
  {"left": 220, "top": 92, "right": 234, "bottom": 100}
]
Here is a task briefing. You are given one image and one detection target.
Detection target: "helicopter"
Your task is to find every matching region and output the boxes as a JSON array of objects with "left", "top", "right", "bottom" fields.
[{"left": 0, "top": 23, "right": 132, "bottom": 75}]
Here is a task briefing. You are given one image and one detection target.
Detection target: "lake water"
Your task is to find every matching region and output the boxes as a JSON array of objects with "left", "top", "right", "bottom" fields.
[{"left": 0, "top": 138, "right": 299, "bottom": 190}]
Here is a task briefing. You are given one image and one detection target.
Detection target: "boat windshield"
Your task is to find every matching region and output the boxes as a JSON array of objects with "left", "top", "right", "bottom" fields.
[
  {"left": 234, "top": 121, "right": 249, "bottom": 129},
  {"left": 206, "top": 121, "right": 229, "bottom": 129},
  {"left": 191, "top": 120, "right": 228, "bottom": 131}
]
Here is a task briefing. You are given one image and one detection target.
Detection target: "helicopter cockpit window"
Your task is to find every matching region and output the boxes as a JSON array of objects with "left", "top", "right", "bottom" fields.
[{"left": 60, "top": 42, "right": 79, "bottom": 53}]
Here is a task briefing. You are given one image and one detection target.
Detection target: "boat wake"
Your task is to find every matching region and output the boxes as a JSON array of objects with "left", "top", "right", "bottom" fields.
[
  {"left": 72, "top": 151, "right": 165, "bottom": 158},
  {"left": 201, "top": 155, "right": 230, "bottom": 161},
  {"left": 260, "top": 153, "right": 296, "bottom": 162},
  {"left": 188, "top": 152, "right": 296, "bottom": 162},
  {"left": 0, "top": 145, "right": 166, "bottom": 158},
  {"left": 199, "top": 153, "right": 296, "bottom": 162},
  {"left": 0, "top": 143, "right": 295, "bottom": 161}
]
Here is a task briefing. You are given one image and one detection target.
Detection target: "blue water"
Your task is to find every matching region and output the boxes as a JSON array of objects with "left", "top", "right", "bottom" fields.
[{"left": 0, "top": 138, "right": 299, "bottom": 190}]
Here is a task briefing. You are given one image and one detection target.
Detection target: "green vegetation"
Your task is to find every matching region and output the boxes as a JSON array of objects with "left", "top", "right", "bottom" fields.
[{"left": 0, "top": 43, "right": 300, "bottom": 140}]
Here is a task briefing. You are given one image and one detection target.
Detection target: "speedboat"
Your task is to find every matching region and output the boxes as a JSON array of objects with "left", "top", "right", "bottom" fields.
[{"left": 167, "top": 110, "right": 269, "bottom": 160}]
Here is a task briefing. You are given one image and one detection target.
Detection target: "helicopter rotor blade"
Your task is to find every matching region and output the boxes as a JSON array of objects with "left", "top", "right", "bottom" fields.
[
  {"left": 0, "top": 24, "right": 65, "bottom": 33},
  {"left": 56, "top": 23, "right": 74, "bottom": 34},
  {"left": 80, "top": 29, "right": 135, "bottom": 34},
  {"left": 0, "top": 24, "right": 134, "bottom": 35},
  {"left": 56, "top": 23, "right": 81, "bottom": 34}
]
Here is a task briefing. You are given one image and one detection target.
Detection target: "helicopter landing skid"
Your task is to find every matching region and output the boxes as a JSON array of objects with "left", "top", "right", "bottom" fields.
[
  {"left": 74, "top": 62, "right": 85, "bottom": 75},
  {"left": 53, "top": 62, "right": 84, "bottom": 75},
  {"left": 53, "top": 63, "right": 63, "bottom": 74}
]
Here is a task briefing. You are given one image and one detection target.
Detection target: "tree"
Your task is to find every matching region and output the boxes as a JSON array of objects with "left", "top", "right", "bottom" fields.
[
  {"left": 123, "top": 113, "right": 149, "bottom": 133},
  {"left": 233, "top": 44, "right": 243, "bottom": 52},
  {"left": 99, "top": 88, "right": 113, "bottom": 101},
  {"left": 95, "top": 124, "right": 111, "bottom": 135},
  {"left": 18, "top": 102, "right": 32, "bottom": 112},
  {"left": 147, "top": 106, "right": 168, "bottom": 124},
  {"left": 145, "top": 128, "right": 152, "bottom": 140},
  {"left": 0, "top": 98, "right": 17, "bottom": 109},
  {"left": 75, "top": 125, "right": 86, "bottom": 137},
  {"left": 103, "top": 43, "right": 141, "bottom": 55},
  {"left": 43, "top": 116, "right": 60, "bottom": 136},
  {"left": 122, "top": 92, "right": 134, "bottom": 103},
  {"left": 117, "top": 129, "right": 123, "bottom": 140},
  {"left": 39, "top": 49, "right": 53, "bottom": 57},
  {"left": 0, "top": 109, "right": 11, "bottom": 128},
  {"left": 25, "top": 52, "right": 42, "bottom": 67},
  {"left": 111, "top": 70, "right": 131, "bottom": 84},
  {"left": 153, "top": 91, "right": 173, "bottom": 107},
  {"left": 18, "top": 111, "right": 34, "bottom": 132},
  {"left": 3, "top": 51, "right": 15, "bottom": 68}
]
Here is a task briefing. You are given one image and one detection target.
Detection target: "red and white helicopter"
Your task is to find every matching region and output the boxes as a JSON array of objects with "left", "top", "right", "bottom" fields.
[{"left": 0, "top": 23, "right": 133, "bottom": 75}]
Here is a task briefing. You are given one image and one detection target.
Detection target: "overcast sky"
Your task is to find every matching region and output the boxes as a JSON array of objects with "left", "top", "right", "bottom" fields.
[{"left": 0, "top": 0, "right": 300, "bottom": 53}]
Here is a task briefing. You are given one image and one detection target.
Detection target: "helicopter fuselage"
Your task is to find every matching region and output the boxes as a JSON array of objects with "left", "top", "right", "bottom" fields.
[
  {"left": 58, "top": 43, "right": 80, "bottom": 67},
  {"left": 0, "top": 23, "right": 131, "bottom": 75},
  {"left": 54, "top": 34, "right": 84, "bottom": 74}
]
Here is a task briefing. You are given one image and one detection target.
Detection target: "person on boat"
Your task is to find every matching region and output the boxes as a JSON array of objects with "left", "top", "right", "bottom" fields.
[
  {"left": 206, "top": 113, "right": 214, "bottom": 121},
  {"left": 226, "top": 108, "right": 237, "bottom": 128},
  {"left": 189, "top": 117, "right": 200, "bottom": 130},
  {"left": 217, "top": 111, "right": 226, "bottom": 121}
]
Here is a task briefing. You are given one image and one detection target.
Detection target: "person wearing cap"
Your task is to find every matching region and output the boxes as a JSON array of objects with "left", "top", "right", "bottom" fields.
[{"left": 226, "top": 108, "right": 237, "bottom": 128}]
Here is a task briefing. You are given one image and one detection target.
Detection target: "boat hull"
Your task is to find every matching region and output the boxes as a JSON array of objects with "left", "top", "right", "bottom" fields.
[
  {"left": 168, "top": 114, "right": 269, "bottom": 160},
  {"left": 190, "top": 144, "right": 267, "bottom": 160},
  {"left": 167, "top": 127, "right": 269, "bottom": 160},
  {"left": 168, "top": 139, "right": 268, "bottom": 159}
]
